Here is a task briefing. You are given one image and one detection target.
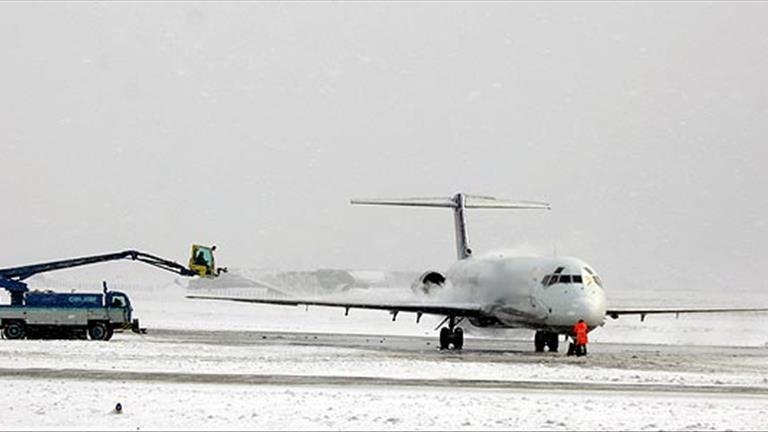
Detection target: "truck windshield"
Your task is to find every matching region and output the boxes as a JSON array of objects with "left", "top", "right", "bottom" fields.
[{"left": 110, "top": 295, "right": 128, "bottom": 308}]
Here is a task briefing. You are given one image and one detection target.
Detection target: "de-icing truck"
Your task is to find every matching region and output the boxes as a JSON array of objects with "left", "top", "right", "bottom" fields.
[{"left": 0, "top": 245, "right": 224, "bottom": 340}]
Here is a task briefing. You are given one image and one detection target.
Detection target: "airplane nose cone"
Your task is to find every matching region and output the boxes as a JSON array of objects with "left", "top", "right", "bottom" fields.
[
  {"left": 578, "top": 289, "right": 607, "bottom": 328},
  {"left": 537, "top": 283, "right": 607, "bottom": 328}
]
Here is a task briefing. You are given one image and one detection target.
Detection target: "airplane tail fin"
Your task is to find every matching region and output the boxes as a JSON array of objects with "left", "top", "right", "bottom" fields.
[{"left": 351, "top": 193, "right": 550, "bottom": 260}]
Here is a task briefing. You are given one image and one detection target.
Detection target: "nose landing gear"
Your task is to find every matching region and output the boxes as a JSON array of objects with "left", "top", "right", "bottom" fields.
[{"left": 534, "top": 331, "right": 560, "bottom": 352}]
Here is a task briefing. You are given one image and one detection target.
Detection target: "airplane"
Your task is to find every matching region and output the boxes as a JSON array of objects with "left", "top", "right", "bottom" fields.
[{"left": 188, "top": 193, "right": 768, "bottom": 352}]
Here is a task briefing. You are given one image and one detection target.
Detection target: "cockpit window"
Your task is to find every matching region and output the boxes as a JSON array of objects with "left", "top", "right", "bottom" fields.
[
  {"left": 583, "top": 267, "right": 603, "bottom": 287},
  {"left": 554, "top": 267, "right": 565, "bottom": 274},
  {"left": 543, "top": 271, "right": 587, "bottom": 287}
]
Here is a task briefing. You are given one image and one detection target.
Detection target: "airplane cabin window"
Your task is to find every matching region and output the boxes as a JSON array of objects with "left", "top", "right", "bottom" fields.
[{"left": 559, "top": 275, "right": 572, "bottom": 284}]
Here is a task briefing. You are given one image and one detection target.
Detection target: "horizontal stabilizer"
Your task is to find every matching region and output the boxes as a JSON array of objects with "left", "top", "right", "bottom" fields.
[
  {"left": 351, "top": 195, "right": 550, "bottom": 210},
  {"left": 350, "top": 197, "right": 457, "bottom": 208},
  {"left": 463, "top": 195, "right": 551, "bottom": 210}
]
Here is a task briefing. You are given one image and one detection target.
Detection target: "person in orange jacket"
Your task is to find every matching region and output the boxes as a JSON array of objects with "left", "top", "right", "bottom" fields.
[{"left": 571, "top": 319, "right": 589, "bottom": 357}]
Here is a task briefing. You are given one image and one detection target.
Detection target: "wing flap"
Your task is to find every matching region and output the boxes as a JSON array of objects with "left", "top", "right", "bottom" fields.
[{"left": 186, "top": 295, "right": 486, "bottom": 318}]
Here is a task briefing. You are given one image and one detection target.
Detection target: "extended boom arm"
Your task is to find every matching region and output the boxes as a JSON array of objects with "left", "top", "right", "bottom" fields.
[
  {"left": 0, "top": 250, "right": 195, "bottom": 282},
  {"left": 0, "top": 247, "right": 221, "bottom": 306}
]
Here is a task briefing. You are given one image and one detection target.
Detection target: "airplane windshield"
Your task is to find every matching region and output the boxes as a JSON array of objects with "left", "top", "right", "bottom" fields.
[
  {"left": 583, "top": 267, "right": 603, "bottom": 287},
  {"left": 541, "top": 268, "right": 594, "bottom": 287}
]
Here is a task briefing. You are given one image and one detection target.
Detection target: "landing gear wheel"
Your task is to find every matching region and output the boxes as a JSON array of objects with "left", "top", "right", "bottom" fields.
[
  {"left": 439, "top": 327, "right": 464, "bottom": 350},
  {"left": 3, "top": 321, "right": 26, "bottom": 340},
  {"left": 439, "top": 327, "right": 451, "bottom": 350},
  {"left": 452, "top": 327, "right": 464, "bottom": 350},
  {"left": 546, "top": 333, "right": 559, "bottom": 352},
  {"left": 88, "top": 322, "right": 109, "bottom": 341},
  {"left": 439, "top": 316, "right": 466, "bottom": 351},
  {"left": 535, "top": 331, "right": 560, "bottom": 352}
]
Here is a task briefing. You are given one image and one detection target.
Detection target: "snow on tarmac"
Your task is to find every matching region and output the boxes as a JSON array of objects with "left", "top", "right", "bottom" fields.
[
  {"left": 0, "top": 335, "right": 766, "bottom": 389},
  {"left": 2, "top": 378, "right": 767, "bottom": 431}
]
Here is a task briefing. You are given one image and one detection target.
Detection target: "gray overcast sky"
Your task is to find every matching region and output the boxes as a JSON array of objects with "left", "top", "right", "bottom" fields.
[{"left": 1, "top": 2, "right": 766, "bottom": 293}]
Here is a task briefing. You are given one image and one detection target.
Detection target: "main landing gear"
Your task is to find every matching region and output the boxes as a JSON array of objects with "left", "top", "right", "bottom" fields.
[
  {"left": 534, "top": 330, "right": 559, "bottom": 352},
  {"left": 439, "top": 316, "right": 463, "bottom": 350}
]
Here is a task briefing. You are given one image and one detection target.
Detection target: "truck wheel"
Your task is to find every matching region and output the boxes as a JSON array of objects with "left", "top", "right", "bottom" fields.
[
  {"left": 88, "top": 322, "right": 109, "bottom": 341},
  {"left": 104, "top": 328, "right": 114, "bottom": 341},
  {"left": 3, "top": 321, "right": 26, "bottom": 340},
  {"left": 26, "top": 326, "right": 41, "bottom": 340}
]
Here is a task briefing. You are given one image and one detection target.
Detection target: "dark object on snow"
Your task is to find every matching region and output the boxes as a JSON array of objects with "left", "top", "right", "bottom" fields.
[{"left": 115, "top": 403, "right": 123, "bottom": 414}]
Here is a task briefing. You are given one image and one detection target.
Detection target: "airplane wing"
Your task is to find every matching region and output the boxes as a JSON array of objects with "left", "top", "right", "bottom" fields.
[
  {"left": 186, "top": 294, "right": 486, "bottom": 319},
  {"left": 606, "top": 307, "right": 768, "bottom": 321}
]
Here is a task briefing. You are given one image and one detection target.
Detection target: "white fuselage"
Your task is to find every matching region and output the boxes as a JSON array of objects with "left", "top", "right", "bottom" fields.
[{"left": 442, "top": 254, "right": 607, "bottom": 332}]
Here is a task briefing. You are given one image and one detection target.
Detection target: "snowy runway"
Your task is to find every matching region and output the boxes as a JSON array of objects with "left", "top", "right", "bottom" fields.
[
  {"left": 1, "top": 328, "right": 768, "bottom": 430},
  {"left": 3, "top": 377, "right": 767, "bottom": 431}
]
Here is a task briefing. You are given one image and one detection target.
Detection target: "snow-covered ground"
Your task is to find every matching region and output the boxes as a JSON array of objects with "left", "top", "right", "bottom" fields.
[
  {"left": 2, "top": 326, "right": 768, "bottom": 431},
  {"left": 5, "top": 377, "right": 768, "bottom": 431},
  {"left": 2, "top": 333, "right": 766, "bottom": 388}
]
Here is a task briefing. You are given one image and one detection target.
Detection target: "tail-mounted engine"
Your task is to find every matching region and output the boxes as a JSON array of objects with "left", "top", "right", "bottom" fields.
[{"left": 410, "top": 271, "right": 446, "bottom": 295}]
